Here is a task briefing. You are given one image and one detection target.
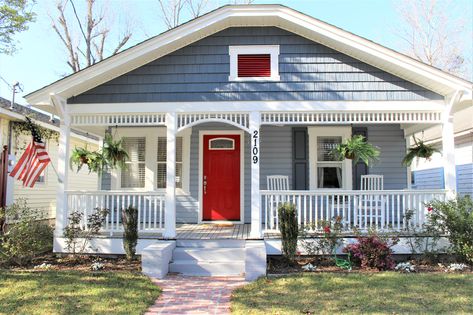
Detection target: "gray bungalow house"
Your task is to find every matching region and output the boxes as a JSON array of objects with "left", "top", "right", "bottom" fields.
[{"left": 24, "top": 5, "right": 472, "bottom": 279}]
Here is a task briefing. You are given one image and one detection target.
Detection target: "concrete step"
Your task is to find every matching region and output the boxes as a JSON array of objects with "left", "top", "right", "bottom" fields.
[
  {"left": 169, "top": 260, "right": 245, "bottom": 276},
  {"left": 173, "top": 247, "right": 246, "bottom": 262},
  {"left": 176, "top": 239, "right": 246, "bottom": 248}
]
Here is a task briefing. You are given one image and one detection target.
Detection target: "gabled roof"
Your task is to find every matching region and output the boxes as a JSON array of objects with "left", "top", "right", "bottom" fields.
[{"left": 25, "top": 4, "right": 472, "bottom": 107}]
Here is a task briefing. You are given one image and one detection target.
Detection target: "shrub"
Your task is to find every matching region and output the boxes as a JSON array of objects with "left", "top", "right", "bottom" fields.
[
  {"left": 122, "top": 206, "right": 138, "bottom": 260},
  {"left": 426, "top": 196, "right": 473, "bottom": 264},
  {"left": 301, "top": 216, "right": 343, "bottom": 256},
  {"left": 343, "top": 230, "right": 399, "bottom": 270},
  {"left": 278, "top": 203, "right": 299, "bottom": 262},
  {"left": 0, "top": 199, "right": 53, "bottom": 266},
  {"left": 63, "top": 208, "right": 109, "bottom": 255}
]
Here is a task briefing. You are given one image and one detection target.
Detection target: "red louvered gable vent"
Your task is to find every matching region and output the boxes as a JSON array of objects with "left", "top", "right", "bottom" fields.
[{"left": 238, "top": 54, "right": 271, "bottom": 77}]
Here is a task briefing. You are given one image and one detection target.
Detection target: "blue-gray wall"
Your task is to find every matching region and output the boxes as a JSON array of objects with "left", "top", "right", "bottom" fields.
[
  {"left": 413, "top": 164, "right": 473, "bottom": 197},
  {"left": 68, "top": 27, "right": 442, "bottom": 103}
]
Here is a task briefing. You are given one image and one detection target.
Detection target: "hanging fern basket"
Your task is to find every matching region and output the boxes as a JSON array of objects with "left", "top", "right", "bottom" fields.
[{"left": 402, "top": 137, "right": 439, "bottom": 166}]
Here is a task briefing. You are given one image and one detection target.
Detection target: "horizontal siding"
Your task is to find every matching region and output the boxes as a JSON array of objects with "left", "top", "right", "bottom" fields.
[
  {"left": 456, "top": 163, "right": 473, "bottom": 197},
  {"left": 359, "top": 124, "right": 408, "bottom": 190},
  {"left": 413, "top": 164, "right": 473, "bottom": 197},
  {"left": 69, "top": 27, "right": 441, "bottom": 104}
]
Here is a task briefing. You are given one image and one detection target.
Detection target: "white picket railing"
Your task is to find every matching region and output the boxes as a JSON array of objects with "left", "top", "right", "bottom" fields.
[
  {"left": 261, "top": 190, "right": 448, "bottom": 232},
  {"left": 66, "top": 191, "right": 166, "bottom": 234}
]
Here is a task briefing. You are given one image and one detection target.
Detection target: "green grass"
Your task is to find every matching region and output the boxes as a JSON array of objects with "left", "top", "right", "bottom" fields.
[
  {"left": 232, "top": 273, "right": 473, "bottom": 314},
  {"left": 0, "top": 270, "right": 160, "bottom": 315}
]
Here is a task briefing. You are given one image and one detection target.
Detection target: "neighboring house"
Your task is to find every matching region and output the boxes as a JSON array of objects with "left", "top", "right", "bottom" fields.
[
  {"left": 0, "top": 96, "right": 100, "bottom": 219},
  {"left": 410, "top": 106, "right": 473, "bottom": 197},
  {"left": 23, "top": 5, "right": 472, "bottom": 279}
]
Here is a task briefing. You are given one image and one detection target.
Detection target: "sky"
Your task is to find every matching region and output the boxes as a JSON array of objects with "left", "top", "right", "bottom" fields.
[{"left": 0, "top": 0, "right": 471, "bottom": 105}]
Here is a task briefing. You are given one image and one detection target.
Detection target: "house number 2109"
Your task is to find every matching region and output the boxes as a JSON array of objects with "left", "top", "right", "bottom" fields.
[{"left": 252, "top": 130, "right": 259, "bottom": 164}]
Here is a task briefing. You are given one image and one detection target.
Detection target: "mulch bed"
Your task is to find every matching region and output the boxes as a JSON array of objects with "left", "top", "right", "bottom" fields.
[
  {"left": 5, "top": 253, "right": 141, "bottom": 272},
  {"left": 268, "top": 255, "right": 473, "bottom": 274}
]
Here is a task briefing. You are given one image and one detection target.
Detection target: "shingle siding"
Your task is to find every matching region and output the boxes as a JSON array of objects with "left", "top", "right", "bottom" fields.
[{"left": 68, "top": 27, "right": 442, "bottom": 104}]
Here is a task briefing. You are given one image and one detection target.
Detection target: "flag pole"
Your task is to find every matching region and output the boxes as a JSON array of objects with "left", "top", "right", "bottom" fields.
[{"left": 49, "top": 162, "right": 63, "bottom": 184}]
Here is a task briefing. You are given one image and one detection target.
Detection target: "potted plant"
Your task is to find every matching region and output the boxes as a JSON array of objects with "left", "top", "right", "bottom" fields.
[
  {"left": 402, "top": 137, "right": 439, "bottom": 166},
  {"left": 332, "top": 135, "right": 380, "bottom": 166},
  {"left": 70, "top": 147, "right": 93, "bottom": 172},
  {"left": 102, "top": 133, "right": 129, "bottom": 169}
]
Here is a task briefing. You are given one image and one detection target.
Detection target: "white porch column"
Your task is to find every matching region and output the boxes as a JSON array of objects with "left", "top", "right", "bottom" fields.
[
  {"left": 249, "top": 111, "right": 262, "bottom": 239},
  {"left": 442, "top": 91, "right": 463, "bottom": 198},
  {"left": 163, "top": 112, "right": 177, "bottom": 238},
  {"left": 442, "top": 112, "right": 456, "bottom": 197},
  {"left": 56, "top": 114, "right": 70, "bottom": 236}
]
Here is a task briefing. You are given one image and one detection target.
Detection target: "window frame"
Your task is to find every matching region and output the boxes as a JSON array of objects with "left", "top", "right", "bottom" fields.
[
  {"left": 228, "top": 45, "right": 280, "bottom": 81},
  {"left": 308, "top": 126, "right": 353, "bottom": 190},
  {"left": 110, "top": 127, "right": 191, "bottom": 193}
]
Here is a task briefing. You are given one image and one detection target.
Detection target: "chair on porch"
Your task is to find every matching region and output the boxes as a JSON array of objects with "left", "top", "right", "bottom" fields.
[
  {"left": 358, "top": 175, "right": 385, "bottom": 229},
  {"left": 266, "top": 175, "right": 290, "bottom": 229}
]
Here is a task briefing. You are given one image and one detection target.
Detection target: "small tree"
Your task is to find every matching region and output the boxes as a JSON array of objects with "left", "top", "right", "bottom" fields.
[
  {"left": 63, "top": 208, "right": 108, "bottom": 255},
  {"left": 278, "top": 203, "right": 298, "bottom": 263},
  {"left": 121, "top": 206, "right": 138, "bottom": 261}
]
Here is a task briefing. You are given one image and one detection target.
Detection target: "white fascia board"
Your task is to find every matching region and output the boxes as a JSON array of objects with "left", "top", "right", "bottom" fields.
[
  {"left": 25, "top": 5, "right": 472, "bottom": 106},
  {"left": 67, "top": 100, "right": 445, "bottom": 115}
]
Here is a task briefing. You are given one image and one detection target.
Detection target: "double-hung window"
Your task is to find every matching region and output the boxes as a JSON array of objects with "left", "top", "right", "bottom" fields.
[
  {"left": 308, "top": 127, "right": 352, "bottom": 190},
  {"left": 121, "top": 137, "right": 146, "bottom": 188},
  {"left": 157, "top": 137, "right": 183, "bottom": 189}
]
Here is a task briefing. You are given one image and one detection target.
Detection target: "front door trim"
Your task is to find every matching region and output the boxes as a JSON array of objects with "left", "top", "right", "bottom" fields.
[{"left": 198, "top": 130, "right": 245, "bottom": 224}]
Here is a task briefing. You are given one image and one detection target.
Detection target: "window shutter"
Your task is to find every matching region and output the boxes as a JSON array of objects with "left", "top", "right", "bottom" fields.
[
  {"left": 352, "top": 127, "right": 368, "bottom": 190},
  {"left": 121, "top": 137, "right": 146, "bottom": 188},
  {"left": 238, "top": 54, "right": 271, "bottom": 77},
  {"left": 292, "top": 128, "right": 308, "bottom": 190}
]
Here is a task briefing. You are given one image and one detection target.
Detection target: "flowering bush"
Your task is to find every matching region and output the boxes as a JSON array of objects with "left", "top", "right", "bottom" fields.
[
  {"left": 343, "top": 231, "right": 399, "bottom": 270},
  {"left": 300, "top": 216, "right": 343, "bottom": 256},
  {"left": 90, "top": 262, "right": 105, "bottom": 271},
  {"left": 426, "top": 196, "right": 473, "bottom": 264},
  {"left": 395, "top": 262, "right": 416, "bottom": 273}
]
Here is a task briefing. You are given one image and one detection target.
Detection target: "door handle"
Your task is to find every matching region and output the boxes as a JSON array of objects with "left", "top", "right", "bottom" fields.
[{"left": 203, "top": 175, "right": 207, "bottom": 194}]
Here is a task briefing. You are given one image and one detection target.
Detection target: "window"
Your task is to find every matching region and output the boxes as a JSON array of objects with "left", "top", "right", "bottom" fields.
[
  {"left": 308, "top": 127, "right": 352, "bottom": 190},
  {"left": 209, "top": 138, "right": 234, "bottom": 150},
  {"left": 157, "top": 137, "right": 183, "bottom": 189},
  {"left": 229, "top": 45, "right": 280, "bottom": 81},
  {"left": 121, "top": 137, "right": 146, "bottom": 188},
  {"left": 316, "top": 136, "right": 343, "bottom": 188}
]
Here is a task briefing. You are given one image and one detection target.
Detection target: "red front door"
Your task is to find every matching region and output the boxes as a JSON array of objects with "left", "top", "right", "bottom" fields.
[{"left": 203, "top": 134, "right": 241, "bottom": 221}]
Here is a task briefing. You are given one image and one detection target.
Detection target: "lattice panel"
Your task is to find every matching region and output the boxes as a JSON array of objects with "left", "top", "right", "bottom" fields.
[
  {"left": 261, "top": 111, "right": 442, "bottom": 124},
  {"left": 177, "top": 113, "right": 249, "bottom": 131},
  {"left": 71, "top": 113, "right": 166, "bottom": 126}
]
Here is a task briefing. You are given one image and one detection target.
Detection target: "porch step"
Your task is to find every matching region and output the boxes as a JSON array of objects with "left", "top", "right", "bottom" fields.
[
  {"left": 170, "top": 240, "right": 246, "bottom": 276},
  {"left": 176, "top": 239, "right": 246, "bottom": 248},
  {"left": 169, "top": 260, "right": 245, "bottom": 276},
  {"left": 173, "top": 247, "right": 245, "bottom": 261}
]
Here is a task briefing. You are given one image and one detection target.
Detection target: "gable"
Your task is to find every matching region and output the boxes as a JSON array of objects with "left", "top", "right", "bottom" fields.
[{"left": 68, "top": 27, "right": 442, "bottom": 104}]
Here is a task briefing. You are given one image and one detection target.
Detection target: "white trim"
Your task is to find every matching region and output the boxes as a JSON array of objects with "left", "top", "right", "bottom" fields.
[
  {"left": 25, "top": 5, "right": 471, "bottom": 106},
  {"left": 308, "top": 126, "right": 353, "bottom": 190},
  {"left": 229, "top": 45, "right": 280, "bottom": 81},
  {"left": 66, "top": 101, "right": 446, "bottom": 115},
  {"left": 198, "top": 130, "right": 245, "bottom": 224}
]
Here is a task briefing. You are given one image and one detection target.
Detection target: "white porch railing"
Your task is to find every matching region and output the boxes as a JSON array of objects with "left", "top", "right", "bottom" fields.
[
  {"left": 261, "top": 190, "right": 448, "bottom": 232},
  {"left": 66, "top": 191, "right": 166, "bottom": 234}
]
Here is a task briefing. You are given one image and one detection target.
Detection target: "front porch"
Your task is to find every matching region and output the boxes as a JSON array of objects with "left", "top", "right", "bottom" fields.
[{"left": 56, "top": 105, "right": 457, "bottom": 242}]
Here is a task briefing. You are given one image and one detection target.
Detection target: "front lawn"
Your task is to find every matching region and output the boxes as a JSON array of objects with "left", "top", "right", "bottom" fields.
[
  {"left": 0, "top": 270, "right": 160, "bottom": 315},
  {"left": 232, "top": 273, "right": 473, "bottom": 314}
]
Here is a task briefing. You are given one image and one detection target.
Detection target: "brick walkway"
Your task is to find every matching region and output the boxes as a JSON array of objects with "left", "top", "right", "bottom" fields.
[{"left": 145, "top": 275, "right": 247, "bottom": 315}]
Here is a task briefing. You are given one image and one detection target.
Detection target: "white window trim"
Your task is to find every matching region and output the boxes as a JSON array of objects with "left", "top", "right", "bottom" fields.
[
  {"left": 110, "top": 127, "right": 191, "bottom": 194},
  {"left": 198, "top": 130, "right": 245, "bottom": 224},
  {"left": 308, "top": 126, "right": 353, "bottom": 190},
  {"left": 228, "top": 45, "right": 280, "bottom": 81}
]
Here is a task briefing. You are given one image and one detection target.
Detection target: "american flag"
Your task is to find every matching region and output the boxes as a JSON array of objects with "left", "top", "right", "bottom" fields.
[{"left": 10, "top": 117, "right": 51, "bottom": 188}]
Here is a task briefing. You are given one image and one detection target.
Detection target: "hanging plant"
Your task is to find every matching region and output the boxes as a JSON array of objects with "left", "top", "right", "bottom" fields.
[
  {"left": 332, "top": 135, "right": 380, "bottom": 166},
  {"left": 102, "top": 133, "right": 128, "bottom": 169},
  {"left": 70, "top": 134, "right": 128, "bottom": 174},
  {"left": 402, "top": 137, "right": 439, "bottom": 166}
]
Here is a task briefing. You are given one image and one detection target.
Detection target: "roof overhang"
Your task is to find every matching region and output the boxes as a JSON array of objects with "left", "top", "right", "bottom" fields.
[{"left": 25, "top": 4, "right": 472, "bottom": 108}]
